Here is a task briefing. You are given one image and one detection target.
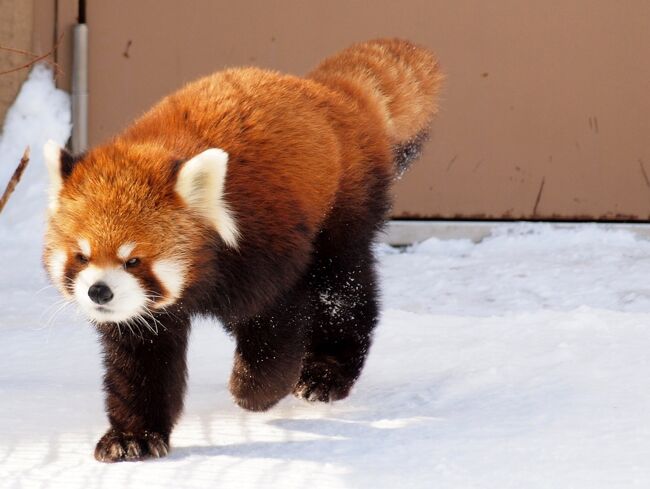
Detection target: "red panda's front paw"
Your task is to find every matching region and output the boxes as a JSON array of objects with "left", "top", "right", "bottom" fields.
[
  {"left": 94, "top": 429, "right": 169, "bottom": 462},
  {"left": 229, "top": 368, "right": 286, "bottom": 412},
  {"left": 229, "top": 351, "right": 301, "bottom": 412}
]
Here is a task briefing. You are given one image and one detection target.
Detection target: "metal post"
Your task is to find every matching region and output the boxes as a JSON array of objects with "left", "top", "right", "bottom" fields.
[{"left": 71, "top": 17, "right": 88, "bottom": 153}]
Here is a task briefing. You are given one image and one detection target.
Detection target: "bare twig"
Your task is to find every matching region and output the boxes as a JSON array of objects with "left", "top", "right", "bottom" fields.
[
  {"left": 0, "top": 147, "right": 31, "bottom": 214},
  {"left": 0, "top": 45, "right": 44, "bottom": 57},
  {"left": 0, "top": 32, "right": 64, "bottom": 77}
]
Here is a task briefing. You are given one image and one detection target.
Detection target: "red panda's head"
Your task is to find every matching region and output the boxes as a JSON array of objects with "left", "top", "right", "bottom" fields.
[{"left": 42, "top": 140, "right": 239, "bottom": 325}]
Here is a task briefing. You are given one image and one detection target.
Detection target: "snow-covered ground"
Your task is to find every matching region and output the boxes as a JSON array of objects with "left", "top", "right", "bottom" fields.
[{"left": 2, "top": 68, "right": 650, "bottom": 489}]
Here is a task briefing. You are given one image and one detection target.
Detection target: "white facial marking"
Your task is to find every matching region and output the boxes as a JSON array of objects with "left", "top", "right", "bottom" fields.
[
  {"left": 117, "top": 242, "right": 136, "bottom": 261},
  {"left": 74, "top": 265, "right": 147, "bottom": 324},
  {"left": 78, "top": 238, "right": 91, "bottom": 257},
  {"left": 151, "top": 258, "right": 186, "bottom": 308},
  {"left": 47, "top": 249, "right": 70, "bottom": 297},
  {"left": 175, "top": 148, "right": 240, "bottom": 248}
]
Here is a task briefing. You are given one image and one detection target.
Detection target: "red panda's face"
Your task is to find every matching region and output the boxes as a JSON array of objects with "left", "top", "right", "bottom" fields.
[
  {"left": 45, "top": 232, "right": 188, "bottom": 325},
  {"left": 42, "top": 141, "right": 238, "bottom": 326}
]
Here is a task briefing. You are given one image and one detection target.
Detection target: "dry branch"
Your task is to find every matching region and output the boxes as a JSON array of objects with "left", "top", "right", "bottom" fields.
[
  {"left": 0, "top": 147, "right": 31, "bottom": 214},
  {"left": 0, "top": 32, "right": 64, "bottom": 77}
]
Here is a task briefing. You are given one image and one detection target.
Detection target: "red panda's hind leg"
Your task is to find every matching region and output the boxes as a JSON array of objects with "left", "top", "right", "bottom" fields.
[{"left": 293, "top": 242, "right": 379, "bottom": 403}]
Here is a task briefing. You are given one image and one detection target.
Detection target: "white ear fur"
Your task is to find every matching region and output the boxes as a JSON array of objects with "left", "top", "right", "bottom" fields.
[
  {"left": 175, "top": 148, "right": 239, "bottom": 248},
  {"left": 43, "top": 139, "right": 63, "bottom": 212}
]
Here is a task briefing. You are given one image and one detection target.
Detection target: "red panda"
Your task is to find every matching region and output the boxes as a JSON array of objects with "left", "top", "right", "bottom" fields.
[{"left": 43, "top": 38, "right": 442, "bottom": 462}]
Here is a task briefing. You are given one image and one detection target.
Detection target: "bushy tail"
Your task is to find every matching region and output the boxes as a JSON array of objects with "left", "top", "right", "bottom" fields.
[{"left": 309, "top": 38, "right": 443, "bottom": 172}]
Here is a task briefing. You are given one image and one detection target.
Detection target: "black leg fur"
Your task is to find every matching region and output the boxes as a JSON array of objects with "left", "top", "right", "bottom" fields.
[
  {"left": 229, "top": 292, "right": 308, "bottom": 412},
  {"left": 291, "top": 152, "right": 392, "bottom": 403},
  {"left": 94, "top": 313, "right": 190, "bottom": 462},
  {"left": 293, "top": 235, "right": 379, "bottom": 403}
]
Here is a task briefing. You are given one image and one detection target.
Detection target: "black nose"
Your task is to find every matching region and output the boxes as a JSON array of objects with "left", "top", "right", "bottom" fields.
[{"left": 88, "top": 282, "right": 114, "bottom": 305}]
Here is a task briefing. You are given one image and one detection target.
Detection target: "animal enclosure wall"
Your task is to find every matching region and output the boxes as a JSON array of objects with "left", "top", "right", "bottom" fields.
[{"left": 34, "top": 0, "right": 650, "bottom": 220}]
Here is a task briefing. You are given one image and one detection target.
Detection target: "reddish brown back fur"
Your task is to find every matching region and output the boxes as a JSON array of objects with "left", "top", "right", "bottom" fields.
[
  {"left": 309, "top": 38, "right": 443, "bottom": 145},
  {"left": 44, "top": 38, "right": 442, "bottom": 463},
  {"left": 47, "top": 39, "right": 441, "bottom": 277}
]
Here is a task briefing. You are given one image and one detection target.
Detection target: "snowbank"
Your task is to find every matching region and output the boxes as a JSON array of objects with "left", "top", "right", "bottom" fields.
[
  {"left": 0, "top": 64, "right": 70, "bottom": 236},
  {"left": 1, "top": 67, "right": 650, "bottom": 489}
]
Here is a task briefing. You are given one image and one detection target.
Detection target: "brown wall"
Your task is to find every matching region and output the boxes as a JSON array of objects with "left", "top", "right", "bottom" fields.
[
  {"left": 46, "top": 1, "right": 650, "bottom": 220},
  {"left": 0, "top": 0, "right": 34, "bottom": 123},
  {"left": 0, "top": 0, "right": 56, "bottom": 124}
]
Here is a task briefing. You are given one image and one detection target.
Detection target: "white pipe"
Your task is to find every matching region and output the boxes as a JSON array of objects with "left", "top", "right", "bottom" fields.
[{"left": 71, "top": 23, "right": 88, "bottom": 153}]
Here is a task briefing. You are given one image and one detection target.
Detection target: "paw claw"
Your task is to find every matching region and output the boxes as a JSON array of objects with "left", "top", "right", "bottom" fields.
[
  {"left": 148, "top": 443, "right": 160, "bottom": 458},
  {"left": 95, "top": 430, "right": 169, "bottom": 463},
  {"left": 146, "top": 435, "right": 168, "bottom": 458},
  {"left": 293, "top": 356, "right": 356, "bottom": 403},
  {"left": 125, "top": 440, "right": 141, "bottom": 460}
]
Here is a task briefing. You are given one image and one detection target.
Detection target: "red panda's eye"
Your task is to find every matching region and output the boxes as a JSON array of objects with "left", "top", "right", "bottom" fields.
[
  {"left": 75, "top": 253, "right": 89, "bottom": 264},
  {"left": 125, "top": 257, "right": 140, "bottom": 268}
]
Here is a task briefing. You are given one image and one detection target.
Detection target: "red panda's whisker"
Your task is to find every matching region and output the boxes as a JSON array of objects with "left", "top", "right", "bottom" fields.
[
  {"left": 35, "top": 284, "right": 57, "bottom": 295},
  {"left": 141, "top": 308, "right": 166, "bottom": 333},
  {"left": 39, "top": 297, "right": 71, "bottom": 320},
  {"left": 40, "top": 298, "right": 74, "bottom": 330},
  {"left": 124, "top": 319, "right": 145, "bottom": 341},
  {"left": 132, "top": 312, "right": 157, "bottom": 337}
]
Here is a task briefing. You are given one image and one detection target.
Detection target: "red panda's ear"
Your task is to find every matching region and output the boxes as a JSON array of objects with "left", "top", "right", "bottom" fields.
[
  {"left": 43, "top": 140, "right": 75, "bottom": 213},
  {"left": 175, "top": 148, "right": 240, "bottom": 248}
]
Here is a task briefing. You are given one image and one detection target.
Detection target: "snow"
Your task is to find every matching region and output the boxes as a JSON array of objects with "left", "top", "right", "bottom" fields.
[
  {"left": 0, "top": 65, "right": 70, "bottom": 235},
  {"left": 2, "top": 67, "right": 650, "bottom": 488}
]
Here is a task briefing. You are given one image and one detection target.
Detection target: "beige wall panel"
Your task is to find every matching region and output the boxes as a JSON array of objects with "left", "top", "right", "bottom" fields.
[
  {"left": 31, "top": 0, "right": 55, "bottom": 55},
  {"left": 0, "top": 0, "right": 34, "bottom": 123},
  {"left": 55, "top": 0, "right": 650, "bottom": 220}
]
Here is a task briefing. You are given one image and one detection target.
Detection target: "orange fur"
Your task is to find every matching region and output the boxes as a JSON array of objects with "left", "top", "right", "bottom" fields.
[
  {"left": 310, "top": 39, "right": 443, "bottom": 145},
  {"left": 44, "top": 38, "right": 441, "bottom": 307},
  {"left": 42, "top": 39, "right": 443, "bottom": 461}
]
